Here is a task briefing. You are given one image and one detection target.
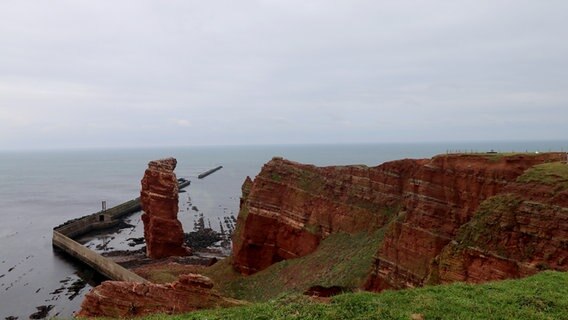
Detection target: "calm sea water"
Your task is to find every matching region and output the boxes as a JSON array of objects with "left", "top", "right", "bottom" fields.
[{"left": 0, "top": 141, "right": 566, "bottom": 318}]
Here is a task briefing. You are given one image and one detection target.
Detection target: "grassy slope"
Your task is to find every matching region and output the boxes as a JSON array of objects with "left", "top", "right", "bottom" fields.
[
  {"left": 455, "top": 194, "right": 522, "bottom": 252},
  {"left": 202, "top": 229, "right": 385, "bottom": 302},
  {"left": 146, "top": 271, "right": 568, "bottom": 320},
  {"left": 517, "top": 162, "right": 568, "bottom": 191}
]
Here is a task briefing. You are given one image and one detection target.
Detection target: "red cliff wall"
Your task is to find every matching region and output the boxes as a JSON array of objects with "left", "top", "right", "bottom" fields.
[
  {"left": 364, "top": 153, "right": 567, "bottom": 291},
  {"left": 141, "top": 158, "right": 191, "bottom": 259},
  {"left": 232, "top": 153, "right": 568, "bottom": 290},
  {"left": 430, "top": 182, "right": 568, "bottom": 286},
  {"left": 232, "top": 157, "right": 422, "bottom": 274}
]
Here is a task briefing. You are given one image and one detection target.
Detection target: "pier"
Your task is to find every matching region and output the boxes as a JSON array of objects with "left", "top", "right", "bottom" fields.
[
  {"left": 52, "top": 178, "right": 191, "bottom": 282},
  {"left": 198, "top": 166, "right": 223, "bottom": 179}
]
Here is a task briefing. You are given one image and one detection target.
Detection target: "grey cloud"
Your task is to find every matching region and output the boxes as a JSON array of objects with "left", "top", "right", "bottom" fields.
[{"left": 0, "top": 1, "right": 567, "bottom": 149}]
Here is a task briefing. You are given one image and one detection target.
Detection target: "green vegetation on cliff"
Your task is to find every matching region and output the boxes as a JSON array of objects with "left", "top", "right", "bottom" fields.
[
  {"left": 455, "top": 194, "right": 522, "bottom": 253},
  {"left": 518, "top": 162, "right": 568, "bottom": 190},
  {"left": 147, "top": 271, "right": 568, "bottom": 320},
  {"left": 203, "top": 230, "right": 385, "bottom": 302}
]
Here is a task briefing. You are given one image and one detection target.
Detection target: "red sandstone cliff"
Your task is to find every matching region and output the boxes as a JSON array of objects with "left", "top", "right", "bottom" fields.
[
  {"left": 232, "top": 153, "right": 568, "bottom": 290},
  {"left": 76, "top": 274, "right": 244, "bottom": 317},
  {"left": 141, "top": 158, "right": 191, "bottom": 259},
  {"left": 232, "top": 157, "right": 416, "bottom": 274}
]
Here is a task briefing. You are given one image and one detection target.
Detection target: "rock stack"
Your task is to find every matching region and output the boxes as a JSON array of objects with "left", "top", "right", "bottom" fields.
[{"left": 140, "top": 158, "right": 191, "bottom": 259}]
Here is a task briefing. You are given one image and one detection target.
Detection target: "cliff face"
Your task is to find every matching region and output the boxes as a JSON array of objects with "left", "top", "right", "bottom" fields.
[
  {"left": 232, "top": 153, "right": 568, "bottom": 290},
  {"left": 364, "top": 153, "right": 567, "bottom": 291},
  {"left": 76, "top": 274, "right": 243, "bottom": 317},
  {"left": 431, "top": 182, "right": 568, "bottom": 285},
  {"left": 232, "top": 157, "right": 419, "bottom": 274},
  {"left": 141, "top": 158, "right": 191, "bottom": 259}
]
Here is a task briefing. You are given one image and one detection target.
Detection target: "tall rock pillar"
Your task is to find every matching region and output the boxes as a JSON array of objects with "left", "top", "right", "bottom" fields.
[{"left": 140, "top": 158, "right": 191, "bottom": 259}]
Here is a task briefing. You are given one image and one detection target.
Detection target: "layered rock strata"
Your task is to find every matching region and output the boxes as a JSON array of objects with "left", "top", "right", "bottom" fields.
[
  {"left": 232, "top": 153, "right": 568, "bottom": 290},
  {"left": 76, "top": 274, "right": 243, "bottom": 317},
  {"left": 232, "top": 157, "right": 415, "bottom": 274},
  {"left": 141, "top": 158, "right": 191, "bottom": 259}
]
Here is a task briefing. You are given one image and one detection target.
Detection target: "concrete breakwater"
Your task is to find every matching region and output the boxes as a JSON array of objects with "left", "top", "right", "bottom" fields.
[
  {"left": 198, "top": 166, "right": 223, "bottom": 179},
  {"left": 52, "top": 231, "right": 147, "bottom": 283},
  {"left": 54, "top": 198, "right": 141, "bottom": 238},
  {"left": 52, "top": 178, "right": 191, "bottom": 283}
]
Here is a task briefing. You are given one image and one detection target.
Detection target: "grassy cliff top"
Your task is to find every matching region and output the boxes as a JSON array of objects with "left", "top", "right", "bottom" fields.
[
  {"left": 144, "top": 271, "right": 567, "bottom": 320},
  {"left": 518, "top": 162, "right": 568, "bottom": 190}
]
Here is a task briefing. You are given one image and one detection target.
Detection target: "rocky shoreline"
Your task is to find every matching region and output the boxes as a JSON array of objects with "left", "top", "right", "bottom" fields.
[{"left": 102, "top": 226, "right": 232, "bottom": 271}]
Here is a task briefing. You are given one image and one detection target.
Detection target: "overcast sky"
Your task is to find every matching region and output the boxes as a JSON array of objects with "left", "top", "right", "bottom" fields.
[{"left": 0, "top": 1, "right": 567, "bottom": 150}]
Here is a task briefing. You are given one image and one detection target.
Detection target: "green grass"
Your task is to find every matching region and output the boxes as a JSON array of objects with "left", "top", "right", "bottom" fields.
[
  {"left": 480, "top": 152, "right": 536, "bottom": 160},
  {"left": 450, "top": 162, "right": 568, "bottom": 257},
  {"left": 145, "top": 271, "right": 568, "bottom": 320},
  {"left": 271, "top": 172, "right": 283, "bottom": 182},
  {"left": 455, "top": 194, "right": 522, "bottom": 253},
  {"left": 303, "top": 223, "right": 322, "bottom": 235},
  {"left": 144, "top": 270, "right": 179, "bottom": 284},
  {"left": 232, "top": 206, "right": 248, "bottom": 250},
  {"left": 203, "top": 229, "right": 385, "bottom": 302},
  {"left": 298, "top": 169, "right": 326, "bottom": 193},
  {"left": 134, "top": 264, "right": 205, "bottom": 284},
  {"left": 518, "top": 162, "right": 568, "bottom": 191},
  {"left": 438, "top": 152, "right": 538, "bottom": 161}
]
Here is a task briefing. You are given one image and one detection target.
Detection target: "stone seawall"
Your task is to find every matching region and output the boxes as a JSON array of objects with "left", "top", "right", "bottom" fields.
[
  {"left": 53, "top": 179, "right": 190, "bottom": 282},
  {"left": 54, "top": 198, "right": 141, "bottom": 238},
  {"left": 52, "top": 197, "right": 148, "bottom": 283},
  {"left": 102, "top": 198, "right": 142, "bottom": 219},
  {"left": 53, "top": 231, "right": 147, "bottom": 283}
]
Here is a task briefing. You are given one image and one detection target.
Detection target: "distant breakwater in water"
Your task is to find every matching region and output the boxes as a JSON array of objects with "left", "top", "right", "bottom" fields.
[{"left": 198, "top": 166, "right": 223, "bottom": 179}]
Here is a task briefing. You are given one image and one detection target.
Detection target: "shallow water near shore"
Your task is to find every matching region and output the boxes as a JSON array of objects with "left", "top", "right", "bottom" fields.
[{"left": 0, "top": 141, "right": 566, "bottom": 318}]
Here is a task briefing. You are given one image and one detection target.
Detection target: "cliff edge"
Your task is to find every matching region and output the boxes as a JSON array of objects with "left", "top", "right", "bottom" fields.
[{"left": 232, "top": 153, "right": 568, "bottom": 291}]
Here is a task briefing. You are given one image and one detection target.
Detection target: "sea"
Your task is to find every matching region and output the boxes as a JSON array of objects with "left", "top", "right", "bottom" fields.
[{"left": 1, "top": 141, "right": 566, "bottom": 318}]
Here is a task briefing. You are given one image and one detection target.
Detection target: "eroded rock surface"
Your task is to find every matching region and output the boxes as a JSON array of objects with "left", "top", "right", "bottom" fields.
[
  {"left": 363, "top": 153, "right": 568, "bottom": 291},
  {"left": 141, "top": 158, "right": 191, "bottom": 259},
  {"left": 232, "top": 157, "right": 408, "bottom": 274},
  {"left": 76, "top": 274, "right": 243, "bottom": 317},
  {"left": 232, "top": 153, "right": 568, "bottom": 290}
]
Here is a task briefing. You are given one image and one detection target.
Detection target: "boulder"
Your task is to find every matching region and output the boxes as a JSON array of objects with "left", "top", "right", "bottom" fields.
[{"left": 76, "top": 274, "right": 244, "bottom": 317}]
